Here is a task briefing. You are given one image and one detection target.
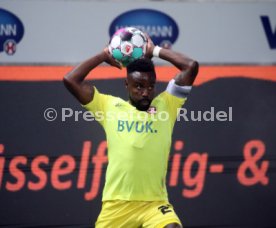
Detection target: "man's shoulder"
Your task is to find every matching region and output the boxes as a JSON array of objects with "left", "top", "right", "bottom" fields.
[
  {"left": 157, "top": 90, "right": 187, "bottom": 103},
  {"left": 152, "top": 90, "right": 186, "bottom": 112},
  {"left": 95, "top": 88, "right": 125, "bottom": 103},
  {"left": 83, "top": 87, "right": 126, "bottom": 111},
  {"left": 109, "top": 96, "right": 128, "bottom": 107},
  {"left": 153, "top": 91, "right": 171, "bottom": 103},
  {"left": 102, "top": 94, "right": 130, "bottom": 110}
]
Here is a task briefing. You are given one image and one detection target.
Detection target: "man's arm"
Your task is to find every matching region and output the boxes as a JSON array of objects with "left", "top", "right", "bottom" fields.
[
  {"left": 145, "top": 36, "right": 198, "bottom": 86},
  {"left": 63, "top": 48, "right": 121, "bottom": 105},
  {"left": 158, "top": 48, "right": 199, "bottom": 86}
]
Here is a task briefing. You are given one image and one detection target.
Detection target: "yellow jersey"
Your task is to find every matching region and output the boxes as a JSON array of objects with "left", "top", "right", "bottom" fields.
[{"left": 83, "top": 87, "right": 186, "bottom": 201}]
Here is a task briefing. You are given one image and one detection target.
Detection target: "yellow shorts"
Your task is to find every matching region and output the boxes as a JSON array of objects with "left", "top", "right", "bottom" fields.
[{"left": 95, "top": 200, "right": 182, "bottom": 228}]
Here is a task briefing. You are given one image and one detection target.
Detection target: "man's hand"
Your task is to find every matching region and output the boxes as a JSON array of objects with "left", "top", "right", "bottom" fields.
[
  {"left": 103, "top": 47, "right": 122, "bottom": 69},
  {"left": 144, "top": 35, "right": 155, "bottom": 59}
]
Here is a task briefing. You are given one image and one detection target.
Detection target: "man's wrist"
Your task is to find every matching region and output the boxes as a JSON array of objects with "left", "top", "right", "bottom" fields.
[{"left": 152, "top": 46, "right": 162, "bottom": 58}]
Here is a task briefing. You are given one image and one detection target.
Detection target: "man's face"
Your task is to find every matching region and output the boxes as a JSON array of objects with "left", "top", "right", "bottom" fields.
[{"left": 125, "top": 71, "right": 156, "bottom": 111}]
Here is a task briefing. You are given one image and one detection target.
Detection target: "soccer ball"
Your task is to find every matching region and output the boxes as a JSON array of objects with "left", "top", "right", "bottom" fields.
[{"left": 108, "top": 27, "right": 148, "bottom": 67}]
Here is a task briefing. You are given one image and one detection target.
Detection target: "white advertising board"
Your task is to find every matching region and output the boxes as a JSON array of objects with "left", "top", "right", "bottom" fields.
[{"left": 0, "top": 0, "right": 276, "bottom": 64}]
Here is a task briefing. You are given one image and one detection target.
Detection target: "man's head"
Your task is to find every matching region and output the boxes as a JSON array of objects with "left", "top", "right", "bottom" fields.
[{"left": 126, "top": 58, "right": 156, "bottom": 111}]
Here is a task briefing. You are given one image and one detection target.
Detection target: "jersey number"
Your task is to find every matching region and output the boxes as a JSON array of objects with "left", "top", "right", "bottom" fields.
[{"left": 158, "top": 205, "right": 173, "bottom": 215}]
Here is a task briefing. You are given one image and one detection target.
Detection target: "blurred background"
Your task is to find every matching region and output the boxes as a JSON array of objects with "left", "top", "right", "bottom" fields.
[{"left": 0, "top": 0, "right": 276, "bottom": 227}]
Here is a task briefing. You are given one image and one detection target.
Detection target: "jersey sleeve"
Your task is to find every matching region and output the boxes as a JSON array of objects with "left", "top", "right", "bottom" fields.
[{"left": 82, "top": 87, "right": 110, "bottom": 127}]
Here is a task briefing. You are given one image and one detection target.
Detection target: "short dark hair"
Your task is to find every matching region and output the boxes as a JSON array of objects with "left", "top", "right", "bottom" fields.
[{"left": 127, "top": 58, "right": 156, "bottom": 77}]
